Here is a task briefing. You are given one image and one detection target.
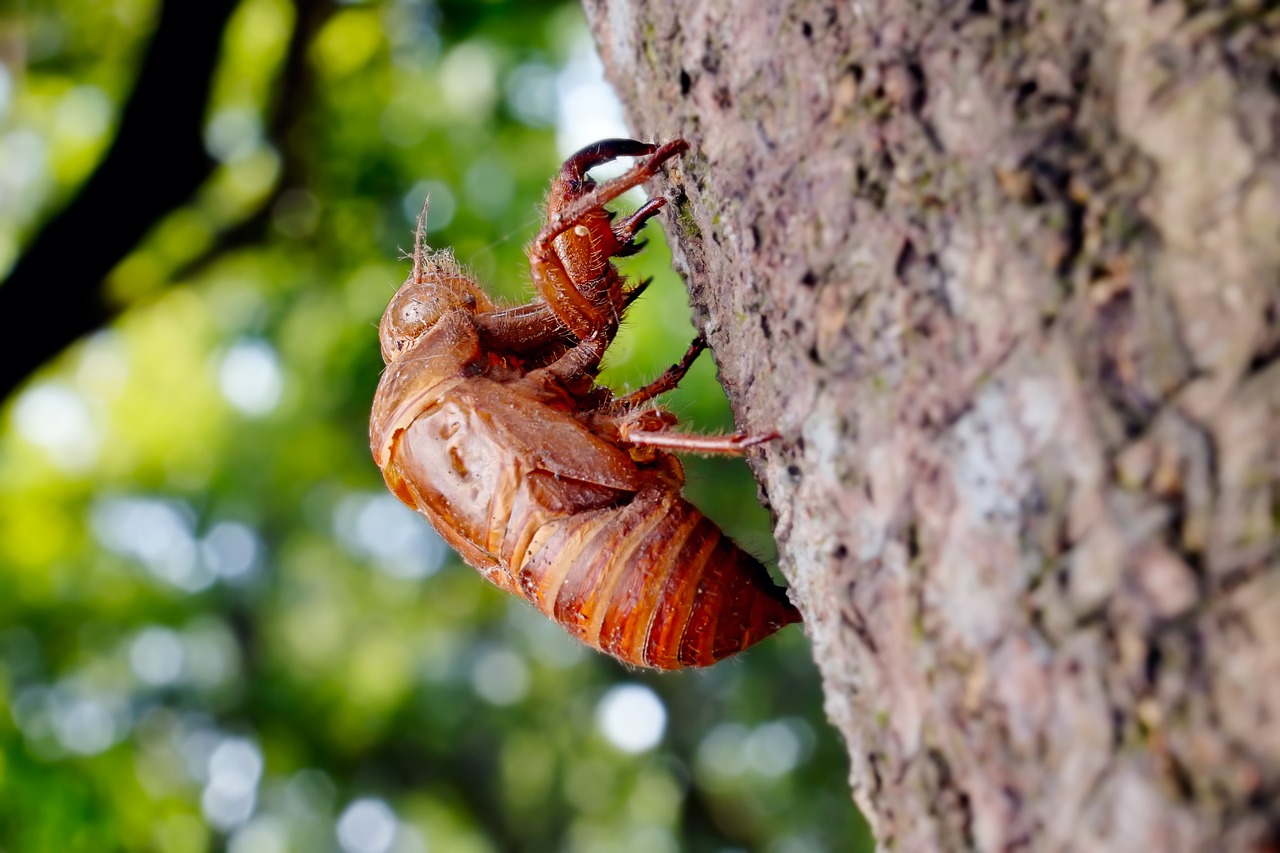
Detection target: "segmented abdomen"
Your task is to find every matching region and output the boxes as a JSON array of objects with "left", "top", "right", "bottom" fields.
[
  {"left": 381, "top": 383, "right": 799, "bottom": 669},
  {"left": 515, "top": 486, "right": 800, "bottom": 669}
]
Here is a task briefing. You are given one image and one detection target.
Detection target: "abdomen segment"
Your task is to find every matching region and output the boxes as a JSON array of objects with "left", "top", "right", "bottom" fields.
[{"left": 516, "top": 486, "right": 800, "bottom": 669}]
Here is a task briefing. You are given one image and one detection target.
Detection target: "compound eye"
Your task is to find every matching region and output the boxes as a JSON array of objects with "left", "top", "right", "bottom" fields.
[
  {"left": 396, "top": 296, "right": 426, "bottom": 336},
  {"left": 379, "top": 289, "right": 436, "bottom": 363}
]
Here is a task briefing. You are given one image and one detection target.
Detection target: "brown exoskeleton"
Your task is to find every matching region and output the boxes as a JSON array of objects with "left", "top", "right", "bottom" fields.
[{"left": 370, "top": 139, "right": 799, "bottom": 669}]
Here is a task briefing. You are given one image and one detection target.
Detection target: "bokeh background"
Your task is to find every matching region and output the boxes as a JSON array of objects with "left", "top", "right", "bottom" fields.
[{"left": 0, "top": 1, "right": 872, "bottom": 850}]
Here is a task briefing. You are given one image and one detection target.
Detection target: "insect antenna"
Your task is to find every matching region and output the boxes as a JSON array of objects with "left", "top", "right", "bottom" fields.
[{"left": 412, "top": 198, "right": 433, "bottom": 281}]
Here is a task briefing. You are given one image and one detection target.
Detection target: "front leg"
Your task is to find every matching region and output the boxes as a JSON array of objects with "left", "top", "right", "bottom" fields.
[
  {"left": 528, "top": 249, "right": 615, "bottom": 343},
  {"left": 534, "top": 139, "right": 688, "bottom": 251},
  {"left": 528, "top": 139, "right": 689, "bottom": 339}
]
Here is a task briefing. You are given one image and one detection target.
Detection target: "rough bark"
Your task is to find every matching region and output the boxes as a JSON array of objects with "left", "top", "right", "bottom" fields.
[{"left": 583, "top": 1, "right": 1280, "bottom": 850}]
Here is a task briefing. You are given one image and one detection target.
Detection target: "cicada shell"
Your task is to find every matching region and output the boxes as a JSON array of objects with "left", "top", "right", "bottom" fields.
[{"left": 370, "top": 139, "right": 800, "bottom": 669}]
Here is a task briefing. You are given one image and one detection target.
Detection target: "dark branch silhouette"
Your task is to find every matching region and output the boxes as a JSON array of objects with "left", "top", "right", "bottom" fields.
[{"left": 0, "top": 0, "right": 237, "bottom": 401}]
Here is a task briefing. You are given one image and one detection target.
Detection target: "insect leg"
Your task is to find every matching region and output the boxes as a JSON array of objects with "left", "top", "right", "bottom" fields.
[
  {"left": 523, "top": 333, "right": 608, "bottom": 388},
  {"left": 475, "top": 277, "right": 652, "bottom": 357},
  {"left": 618, "top": 425, "right": 781, "bottom": 456},
  {"left": 474, "top": 302, "right": 573, "bottom": 353},
  {"left": 558, "top": 138, "right": 659, "bottom": 183},
  {"left": 528, "top": 140, "right": 686, "bottom": 342},
  {"left": 528, "top": 250, "right": 612, "bottom": 342},
  {"left": 532, "top": 139, "right": 689, "bottom": 257},
  {"left": 606, "top": 336, "right": 707, "bottom": 413},
  {"left": 611, "top": 197, "right": 667, "bottom": 258}
]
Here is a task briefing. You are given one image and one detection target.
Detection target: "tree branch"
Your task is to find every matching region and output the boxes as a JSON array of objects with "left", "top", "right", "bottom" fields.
[{"left": 0, "top": 0, "right": 237, "bottom": 401}]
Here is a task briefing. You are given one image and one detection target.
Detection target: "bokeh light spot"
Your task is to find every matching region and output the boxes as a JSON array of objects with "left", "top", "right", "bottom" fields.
[
  {"left": 205, "top": 107, "right": 264, "bottom": 163},
  {"left": 596, "top": 684, "right": 666, "bottom": 753},
  {"left": 227, "top": 816, "right": 288, "bottom": 853},
  {"left": 54, "top": 693, "right": 122, "bottom": 755},
  {"left": 54, "top": 85, "right": 113, "bottom": 142},
  {"left": 505, "top": 62, "right": 557, "bottom": 128},
  {"left": 336, "top": 798, "right": 398, "bottom": 853},
  {"left": 745, "top": 720, "right": 803, "bottom": 777},
  {"left": 130, "top": 626, "right": 185, "bottom": 686},
  {"left": 203, "top": 737, "right": 263, "bottom": 830},
  {"left": 312, "top": 8, "right": 384, "bottom": 78},
  {"left": 695, "top": 722, "right": 748, "bottom": 781},
  {"left": 334, "top": 492, "right": 446, "bottom": 580},
  {"left": 90, "top": 496, "right": 211, "bottom": 592},
  {"left": 200, "top": 521, "right": 261, "bottom": 581},
  {"left": 440, "top": 41, "right": 497, "bottom": 120},
  {"left": 74, "top": 331, "right": 130, "bottom": 399},
  {"left": 284, "top": 768, "right": 336, "bottom": 817},
  {"left": 272, "top": 188, "right": 320, "bottom": 238},
  {"left": 0, "top": 129, "right": 49, "bottom": 193},
  {"left": 184, "top": 618, "right": 241, "bottom": 689},
  {"left": 218, "top": 338, "right": 284, "bottom": 416},
  {"left": 471, "top": 648, "right": 529, "bottom": 706},
  {"left": 0, "top": 64, "right": 12, "bottom": 118},
  {"left": 12, "top": 382, "right": 100, "bottom": 471},
  {"left": 555, "top": 36, "right": 629, "bottom": 157}
]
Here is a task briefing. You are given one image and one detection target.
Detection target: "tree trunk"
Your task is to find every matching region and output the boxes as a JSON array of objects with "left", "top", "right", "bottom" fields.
[{"left": 583, "top": 1, "right": 1280, "bottom": 849}]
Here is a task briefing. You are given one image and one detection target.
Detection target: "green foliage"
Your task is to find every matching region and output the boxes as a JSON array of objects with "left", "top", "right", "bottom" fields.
[{"left": 0, "top": 1, "right": 872, "bottom": 850}]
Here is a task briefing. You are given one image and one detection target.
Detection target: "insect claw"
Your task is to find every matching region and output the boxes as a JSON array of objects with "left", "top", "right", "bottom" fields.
[
  {"left": 613, "top": 197, "right": 667, "bottom": 245},
  {"left": 733, "top": 430, "right": 782, "bottom": 449},
  {"left": 559, "top": 138, "right": 658, "bottom": 182},
  {"left": 622, "top": 278, "right": 653, "bottom": 309},
  {"left": 614, "top": 239, "right": 648, "bottom": 258}
]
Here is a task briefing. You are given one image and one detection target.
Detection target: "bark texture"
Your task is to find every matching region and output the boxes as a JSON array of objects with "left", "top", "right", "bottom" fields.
[{"left": 583, "top": 1, "right": 1280, "bottom": 850}]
